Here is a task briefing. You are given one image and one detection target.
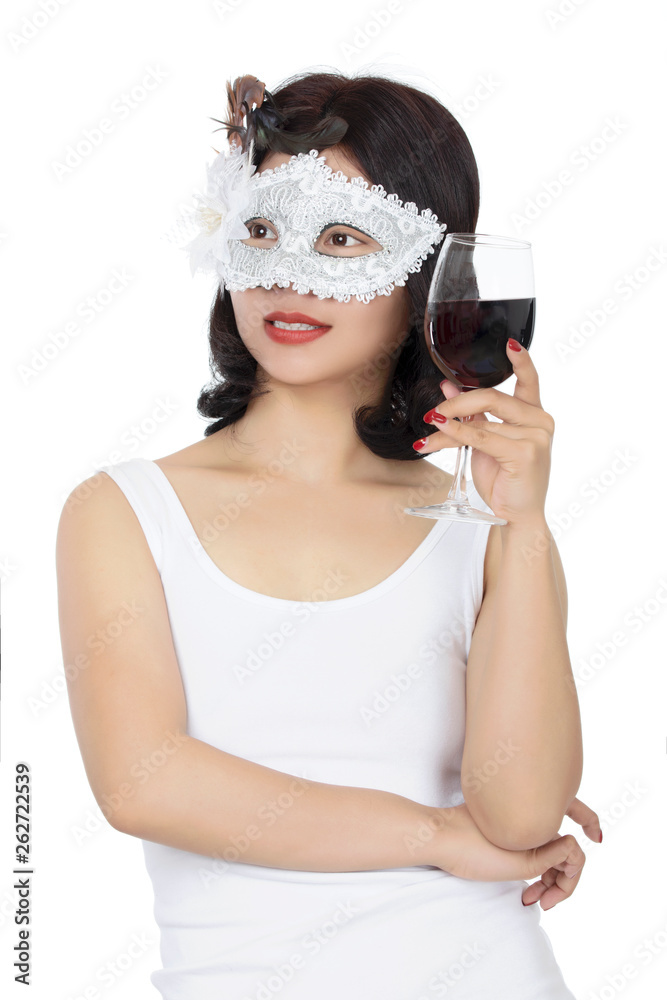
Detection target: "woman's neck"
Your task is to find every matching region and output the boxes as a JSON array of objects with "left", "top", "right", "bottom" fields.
[{"left": 210, "top": 380, "right": 396, "bottom": 487}]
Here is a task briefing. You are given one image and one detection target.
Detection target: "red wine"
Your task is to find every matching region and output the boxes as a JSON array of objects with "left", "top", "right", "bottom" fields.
[{"left": 427, "top": 297, "right": 535, "bottom": 388}]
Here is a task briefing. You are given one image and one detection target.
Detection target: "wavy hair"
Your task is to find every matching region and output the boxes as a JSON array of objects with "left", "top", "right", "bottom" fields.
[{"left": 195, "top": 70, "right": 480, "bottom": 461}]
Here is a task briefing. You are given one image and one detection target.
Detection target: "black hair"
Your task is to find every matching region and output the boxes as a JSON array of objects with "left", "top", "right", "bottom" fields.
[{"left": 196, "top": 70, "right": 480, "bottom": 461}]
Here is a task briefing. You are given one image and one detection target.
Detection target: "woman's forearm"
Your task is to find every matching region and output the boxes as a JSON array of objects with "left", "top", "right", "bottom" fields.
[
  {"left": 461, "top": 517, "right": 583, "bottom": 850},
  {"left": 113, "top": 733, "right": 440, "bottom": 872}
]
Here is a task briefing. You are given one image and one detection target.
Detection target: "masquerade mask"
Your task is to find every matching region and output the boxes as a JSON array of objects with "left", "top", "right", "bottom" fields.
[{"left": 185, "top": 145, "right": 447, "bottom": 304}]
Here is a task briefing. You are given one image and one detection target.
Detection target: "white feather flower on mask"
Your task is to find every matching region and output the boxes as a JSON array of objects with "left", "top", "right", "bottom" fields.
[{"left": 183, "top": 138, "right": 258, "bottom": 277}]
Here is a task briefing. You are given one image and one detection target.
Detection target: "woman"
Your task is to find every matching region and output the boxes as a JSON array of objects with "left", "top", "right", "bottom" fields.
[{"left": 56, "top": 70, "right": 601, "bottom": 999}]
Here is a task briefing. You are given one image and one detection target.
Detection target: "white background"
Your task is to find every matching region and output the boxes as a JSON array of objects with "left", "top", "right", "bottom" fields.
[{"left": 1, "top": 1, "right": 666, "bottom": 997}]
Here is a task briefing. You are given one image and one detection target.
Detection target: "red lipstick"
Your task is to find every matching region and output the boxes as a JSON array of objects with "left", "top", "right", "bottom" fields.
[{"left": 264, "top": 310, "right": 332, "bottom": 344}]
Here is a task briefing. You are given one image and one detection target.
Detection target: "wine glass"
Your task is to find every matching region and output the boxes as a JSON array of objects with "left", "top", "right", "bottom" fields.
[{"left": 404, "top": 233, "right": 535, "bottom": 524}]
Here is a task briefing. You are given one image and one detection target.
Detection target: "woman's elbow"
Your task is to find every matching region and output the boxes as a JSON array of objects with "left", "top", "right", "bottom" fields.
[
  {"left": 485, "top": 813, "right": 566, "bottom": 851},
  {"left": 467, "top": 800, "right": 565, "bottom": 851},
  {"left": 94, "top": 782, "right": 145, "bottom": 836}
]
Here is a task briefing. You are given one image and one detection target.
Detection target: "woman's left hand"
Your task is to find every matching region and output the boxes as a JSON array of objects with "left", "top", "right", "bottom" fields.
[
  {"left": 521, "top": 795, "right": 603, "bottom": 909},
  {"left": 415, "top": 339, "right": 554, "bottom": 527}
]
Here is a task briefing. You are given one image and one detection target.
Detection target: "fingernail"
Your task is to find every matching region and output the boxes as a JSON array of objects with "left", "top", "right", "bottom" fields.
[
  {"left": 598, "top": 830, "right": 603, "bottom": 843},
  {"left": 507, "top": 338, "right": 522, "bottom": 352},
  {"left": 424, "top": 408, "right": 447, "bottom": 424},
  {"left": 412, "top": 438, "right": 427, "bottom": 450},
  {"left": 440, "top": 379, "right": 452, "bottom": 390}
]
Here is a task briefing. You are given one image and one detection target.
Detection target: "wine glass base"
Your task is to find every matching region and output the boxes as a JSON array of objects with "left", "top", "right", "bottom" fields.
[{"left": 404, "top": 501, "right": 507, "bottom": 525}]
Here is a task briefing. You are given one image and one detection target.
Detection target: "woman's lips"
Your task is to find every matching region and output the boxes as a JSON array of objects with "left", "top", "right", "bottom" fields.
[
  {"left": 264, "top": 321, "right": 330, "bottom": 344},
  {"left": 264, "top": 311, "right": 329, "bottom": 326},
  {"left": 263, "top": 311, "right": 332, "bottom": 344}
]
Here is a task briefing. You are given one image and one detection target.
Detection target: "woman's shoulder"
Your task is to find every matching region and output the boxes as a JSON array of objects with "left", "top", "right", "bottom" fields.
[{"left": 152, "top": 423, "right": 257, "bottom": 472}]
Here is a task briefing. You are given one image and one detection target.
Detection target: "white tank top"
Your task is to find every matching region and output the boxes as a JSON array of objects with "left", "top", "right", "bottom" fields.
[{"left": 96, "top": 456, "right": 576, "bottom": 1000}]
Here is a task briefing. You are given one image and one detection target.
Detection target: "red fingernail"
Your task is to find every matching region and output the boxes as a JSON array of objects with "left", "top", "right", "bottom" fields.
[
  {"left": 412, "top": 438, "right": 427, "bottom": 450},
  {"left": 424, "top": 408, "right": 447, "bottom": 424},
  {"left": 599, "top": 830, "right": 603, "bottom": 843},
  {"left": 508, "top": 338, "right": 522, "bottom": 352}
]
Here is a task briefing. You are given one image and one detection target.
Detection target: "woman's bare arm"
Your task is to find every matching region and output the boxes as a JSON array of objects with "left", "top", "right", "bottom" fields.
[
  {"left": 461, "top": 518, "right": 582, "bottom": 851},
  {"left": 56, "top": 472, "right": 438, "bottom": 872}
]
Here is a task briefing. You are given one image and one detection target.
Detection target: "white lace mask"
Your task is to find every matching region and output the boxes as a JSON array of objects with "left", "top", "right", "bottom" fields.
[{"left": 186, "top": 148, "right": 447, "bottom": 305}]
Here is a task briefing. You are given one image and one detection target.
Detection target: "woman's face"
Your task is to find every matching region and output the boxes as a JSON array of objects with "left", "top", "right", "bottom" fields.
[{"left": 228, "top": 145, "right": 412, "bottom": 395}]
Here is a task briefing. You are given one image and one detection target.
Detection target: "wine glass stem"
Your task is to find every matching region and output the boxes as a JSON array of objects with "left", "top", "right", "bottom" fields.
[{"left": 447, "top": 417, "right": 473, "bottom": 503}]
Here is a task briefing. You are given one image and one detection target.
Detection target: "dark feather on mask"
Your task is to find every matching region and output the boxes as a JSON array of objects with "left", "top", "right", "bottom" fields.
[{"left": 209, "top": 73, "right": 349, "bottom": 158}]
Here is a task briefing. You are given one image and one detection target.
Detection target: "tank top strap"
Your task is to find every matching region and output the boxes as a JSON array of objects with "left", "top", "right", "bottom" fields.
[{"left": 93, "top": 458, "right": 169, "bottom": 575}]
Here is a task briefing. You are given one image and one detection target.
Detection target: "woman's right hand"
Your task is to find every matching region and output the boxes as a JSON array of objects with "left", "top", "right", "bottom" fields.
[{"left": 428, "top": 802, "right": 587, "bottom": 910}]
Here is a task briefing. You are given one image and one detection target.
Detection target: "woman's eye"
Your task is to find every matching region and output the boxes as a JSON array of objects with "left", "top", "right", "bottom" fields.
[
  {"left": 244, "top": 221, "right": 276, "bottom": 240},
  {"left": 325, "top": 231, "right": 363, "bottom": 248},
  {"left": 318, "top": 227, "right": 382, "bottom": 254}
]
